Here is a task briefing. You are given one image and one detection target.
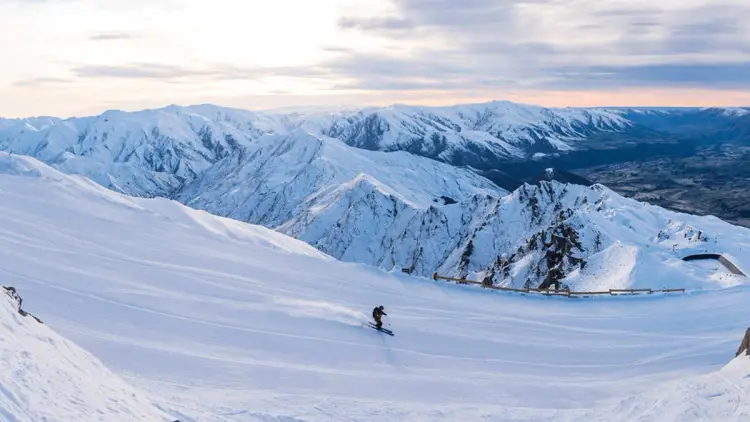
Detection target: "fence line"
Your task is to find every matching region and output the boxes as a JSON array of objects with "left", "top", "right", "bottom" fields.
[{"left": 431, "top": 273, "right": 685, "bottom": 298}]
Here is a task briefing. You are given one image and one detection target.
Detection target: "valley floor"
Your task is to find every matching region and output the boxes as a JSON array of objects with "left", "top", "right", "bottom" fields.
[
  {"left": 1, "top": 155, "right": 749, "bottom": 421},
  {"left": 579, "top": 143, "right": 750, "bottom": 229}
]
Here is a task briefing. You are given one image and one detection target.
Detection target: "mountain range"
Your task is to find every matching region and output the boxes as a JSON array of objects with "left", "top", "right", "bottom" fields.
[
  {"left": 3, "top": 101, "right": 626, "bottom": 195},
  {"left": 1, "top": 101, "right": 749, "bottom": 288},
  {"left": 3, "top": 101, "right": 748, "bottom": 190}
]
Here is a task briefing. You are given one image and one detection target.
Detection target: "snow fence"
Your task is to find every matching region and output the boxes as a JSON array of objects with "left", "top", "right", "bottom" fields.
[{"left": 432, "top": 273, "right": 685, "bottom": 298}]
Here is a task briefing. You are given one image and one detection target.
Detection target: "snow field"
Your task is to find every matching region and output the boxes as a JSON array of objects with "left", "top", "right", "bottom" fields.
[{"left": 0, "top": 153, "right": 748, "bottom": 421}]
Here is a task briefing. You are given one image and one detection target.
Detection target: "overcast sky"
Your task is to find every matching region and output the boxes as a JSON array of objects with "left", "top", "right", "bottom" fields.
[{"left": 2, "top": 0, "right": 749, "bottom": 117}]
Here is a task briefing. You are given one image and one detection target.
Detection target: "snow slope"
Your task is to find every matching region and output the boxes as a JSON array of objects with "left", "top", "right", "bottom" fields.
[
  {"left": 1, "top": 152, "right": 750, "bottom": 421},
  {"left": 594, "top": 355, "right": 750, "bottom": 421},
  {"left": 0, "top": 287, "right": 173, "bottom": 421}
]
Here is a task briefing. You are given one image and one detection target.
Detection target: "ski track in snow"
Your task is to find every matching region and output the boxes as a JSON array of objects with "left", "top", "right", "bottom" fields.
[{"left": 0, "top": 153, "right": 749, "bottom": 421}]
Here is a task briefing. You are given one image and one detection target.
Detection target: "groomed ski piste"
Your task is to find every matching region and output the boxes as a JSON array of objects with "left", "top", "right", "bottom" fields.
[{"left": 0, "top": 152, "right": 749, "bottom": 422}]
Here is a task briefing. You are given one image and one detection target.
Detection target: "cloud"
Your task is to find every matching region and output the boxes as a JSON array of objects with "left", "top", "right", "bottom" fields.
[
  {"left": 5, "top": 0, "right": 750, "bottom": 116},
  {"left": 330, "top": 0, "right": 750, "bottom": 92},
  {"left": 88, "top": 32, "right": 136, "bottom": 41},
  {"left": 59, "top": 0, "right": 750, "bottom": 96},
  {"left": 72, "top": 63, "right": 208, "bottom": 79},
  {"left": 338, "top": 16, "right": 412, "bottom": 31},
  {"left": 547, "top": 62, "right": 750, "bottom": 89},
  {"left": 70, "top": 63, "right": 324, "bottom": 81},
  {"left": 0, "top": 0, "right": 59, "bottom": 3},
  {"left": 339, "top": 0, "right": 546, "bottom": 32},
  {"left": 12, "top": 77, "right": 74, "bottom": 87}
]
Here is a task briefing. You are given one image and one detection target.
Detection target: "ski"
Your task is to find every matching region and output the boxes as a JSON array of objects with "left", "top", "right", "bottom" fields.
[{"left": 367, "top": 322, "right": 394, "bottom": 336}]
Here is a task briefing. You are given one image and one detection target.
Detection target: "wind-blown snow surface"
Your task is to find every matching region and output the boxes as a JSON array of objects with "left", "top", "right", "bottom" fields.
[
  {"left": 600, "top": 355, "right": 750, "bottom": 421},
  {"left": 1, "top": 152, "right": 750, "bottom": 421},
  {"left": 0, "top": 288, "right": 172, "bottom": 421}
]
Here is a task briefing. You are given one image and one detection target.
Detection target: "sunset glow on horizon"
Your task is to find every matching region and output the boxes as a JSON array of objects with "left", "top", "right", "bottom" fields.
[{"left": 1, "top": 0, "right": 749, "bottom": 117}]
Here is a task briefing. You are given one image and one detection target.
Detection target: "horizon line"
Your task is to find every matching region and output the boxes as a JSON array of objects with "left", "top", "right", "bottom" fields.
[{"left": 3, "top": 99, "right": 749, "bottom": 120}]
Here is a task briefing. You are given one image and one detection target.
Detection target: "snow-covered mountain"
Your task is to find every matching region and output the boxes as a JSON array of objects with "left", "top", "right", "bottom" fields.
[
  {"left": 170, "top": 128, "right": 750, "bottom": 290},
  {"left": 176, "top": 129, "right": 501, "bottom": 221},
  {"left": 1, "top": 151, "right": 749, "bottom": 421},
  {"left": 0, "top": 101, "right": 636, "bottom": 198},
  {"left": 614, "top": 106, "right": 750, "bottom": 142},
  {"left": 0, "top": 286, "right": 174, "bottom": 421},
  {"left": 3, "top": 102, "right": 748, "bottom": 200},
  {"left": 0, "top": 105, "right": 293, "bottom": 196},
  {"left": 3, "top": 102, "right": 750, "bottom": 290},
  {"left": 306, "top": 101, "right": 634, "bottom": 163},
  {"left": 614, "top": 106, "right": 750, "bottom": 131},
  {"left": 443, "top": 181, "right": 750, "bottom": 290},
  {"left": 172, "top": 130, "right": 505, "bottom": 268}
]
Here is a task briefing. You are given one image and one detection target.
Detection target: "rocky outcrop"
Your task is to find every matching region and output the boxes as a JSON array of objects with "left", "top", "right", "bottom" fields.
[{"left": 737, "top": 328, "right": 750, "bottom": 357}]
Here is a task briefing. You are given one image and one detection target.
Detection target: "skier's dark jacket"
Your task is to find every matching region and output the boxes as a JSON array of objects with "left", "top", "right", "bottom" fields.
[{"left": 372, "top": 307, "right": 386, "bottom": 320}]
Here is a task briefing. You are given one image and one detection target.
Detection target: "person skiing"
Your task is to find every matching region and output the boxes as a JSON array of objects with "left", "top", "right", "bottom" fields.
[{"left": 372, "top": 305, "right": 387, "bottom": 329}]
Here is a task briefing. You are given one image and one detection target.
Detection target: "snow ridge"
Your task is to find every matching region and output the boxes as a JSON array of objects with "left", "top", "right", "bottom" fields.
[{"left": 0, "top": 288, "right": 173, "bottom": 422}]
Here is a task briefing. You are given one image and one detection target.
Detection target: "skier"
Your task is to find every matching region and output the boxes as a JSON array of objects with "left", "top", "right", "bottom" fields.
[{"left": 372, "top": 305, "right": 387, "bottom": 329}]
